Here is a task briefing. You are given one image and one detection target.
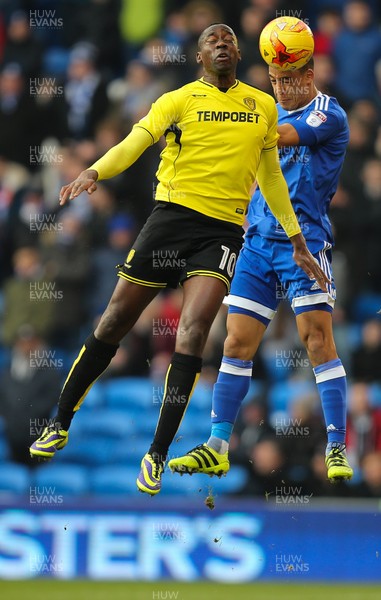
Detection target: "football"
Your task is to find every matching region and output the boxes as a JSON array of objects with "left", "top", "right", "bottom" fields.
[{"left": 259, "top": 16, "right": 314, "bottom": 71}]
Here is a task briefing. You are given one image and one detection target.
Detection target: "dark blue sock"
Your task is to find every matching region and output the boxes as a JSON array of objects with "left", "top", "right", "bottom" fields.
[{"left": 313, "top": 358, "right": 347, "bottom": 448}]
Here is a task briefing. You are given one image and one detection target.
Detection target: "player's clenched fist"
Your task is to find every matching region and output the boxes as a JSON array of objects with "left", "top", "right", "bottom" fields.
[{"left": 59, "top": 169, "right": 98, "bottom": 206}]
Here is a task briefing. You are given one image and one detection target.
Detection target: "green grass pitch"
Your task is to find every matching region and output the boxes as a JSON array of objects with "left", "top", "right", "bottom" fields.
[{"left": 0, "top": 581, "right": 380, "bottom": 600}]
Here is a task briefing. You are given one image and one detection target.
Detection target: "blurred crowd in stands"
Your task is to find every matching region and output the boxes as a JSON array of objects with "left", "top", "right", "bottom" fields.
[{"left": 0, "top": 0, "right": 381, "bottom": 499}]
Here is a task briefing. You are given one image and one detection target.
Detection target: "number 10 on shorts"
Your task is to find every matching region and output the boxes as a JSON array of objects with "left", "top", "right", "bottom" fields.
[{"left": 219, "top": 245, "right": 237, "bottom": 277}]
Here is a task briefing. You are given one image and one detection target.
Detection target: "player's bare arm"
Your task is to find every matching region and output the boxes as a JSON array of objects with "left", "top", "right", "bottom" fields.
[
  {"left": 277, "top": 123, "right": 300, "bottom": 146},
  {"left": 289, "top": 232, "right": 330, "bottom": 291}
]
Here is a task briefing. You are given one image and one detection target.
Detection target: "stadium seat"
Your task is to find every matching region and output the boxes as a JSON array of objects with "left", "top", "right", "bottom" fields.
[
  {"left": 345, "top": 323, "right": 363, "bottom": 350},
  {"left": 127, "top": 408, "right": 162, "bottom": 433},
  {"left": 54, "top": 436, "right": 119, "bottom": 466},
  {"left": 70, "top": 408, "right": 134, "bottom": 439},
  {"left": 0, "top": 434, "right": 10, "bottom": 462},
  {"left": 103, "top": 377, "right": 155, "bottom": 408},
  {"left": 112, "top": 437, "right": 153, "bottom": 464},
  {"left": 32, "top": 464, "right": 89, "bottom": 495},
  {"left": 90, "top": 466, "right": 141, "bottom": 496},
  {"left": 269, "top": 379, "right": 316, "bottom": 412},
  {"left": 57, "top": 380, "right": 104, "bottom": 415},
  {"left": 262, "top": 351, "right": 290, "bottom": 382},
  {"left": 173, "top": 416, "right": 211, "bottom": 438},
  {"left": 190, "top": 383, "right": 213, "bottom": 409},
  {"left": 351, "top": 293, "right": 381, "bottom": 323},
  {"left": 0, "top": 418, "right": 10, "bottom": 461},
  {"left": 77, "top": 380, "right": 105, "bottom": 409},
  {"left": 245, "top": 379, "right": 266, "bottom": 401},
  {"left": 0, "top": 463, "right": 30, "bottom": 494}
]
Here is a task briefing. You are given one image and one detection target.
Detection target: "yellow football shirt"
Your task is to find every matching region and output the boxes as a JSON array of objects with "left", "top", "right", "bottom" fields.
[{"left": 135, "top": 77, "right": 279, "bottom": 225}]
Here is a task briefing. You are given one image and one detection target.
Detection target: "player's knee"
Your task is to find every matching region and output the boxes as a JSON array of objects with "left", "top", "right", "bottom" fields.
[
  {"left": 175, "top": 319, "right": 210, "bottom": 354},
  {"left": 96, "top": 300, "right": 134, "bottom": 341},
  {"left": 224, "top": 331, "right": 253, "bottom": 360},
  {"left": 301, "top": 328, "right": 325, "bottom": 355}
]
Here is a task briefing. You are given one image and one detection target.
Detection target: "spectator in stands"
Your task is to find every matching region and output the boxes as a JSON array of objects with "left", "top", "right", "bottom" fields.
[
  {"left": 332, "top": 1, "right": 381, "bottom": 107},
  {"left": 64, "top": 42, "right": 108, "bottom": 140},
  {"left": 313, "top": 9, "right": 342, "bottom": 56},
  {"left": 244, "top": 63, "right": 272, "bottom": 95},
  {"left": 39, "top": 211, "right": 91, "bottom": 349},
  {"left": 351, "top": 99, "right": 380, "bottom": 130},
  {"left": 8, "top": 185, "right": 46, "bottom": 251},
  {"left": 238, "top": 438, "right": 288, "bottom": 497},
  {"left": 68, "top": 0, "right": 123, "bottom": 79},
  {"left": 85, "top": 182, "right": 117, "bottom": 248},
  {"left": 1, "top": 10, "right": 42, "bottom": 78},
  {"left": 312, "top": 54, "right": 337, "bottom": 96},
  {"left": 352, "top": 451, "right": 381, "bottom": 497},
  {"left": 2, "top": 246, "right": 55, "bottom": 346},
  {"left": 361, "top": 159, "right": 381, "bottom": 291},
  {"left": 346, "top": 382, "right": 381, "bottom": 467},
  {"left": 88, "top": 212, "right": 136, "bottom": 319},
  {"left": 107, "top": 59, "right": 166, "bottom": 124},
  {"left": 151, "top": 289, "right": 183, "bottom": 360},
  {"left": 280, "top": 395, "right": 327, "bottom": 483},
  {"left": 0, "top": 326, "right": 61, "bottom": 466},
  {"left": 119, "top": 0, "right": 165, "bottom": 61},
  {"left": 231, "top": 395, "right": 274, "bottom": 466},
  {"left": 351, "top": 320, "right": 381, "bottom": 383},
  {"left": 33, "top": 78, "right": 68, "bottom": 143},
  {"left": 0, "top": 156, "right": 30, "bottom": 283},
  {"left": 0, "top": 62, "right": 40, "bottom": 168},
  {"left": 161, "top": 8, "right": 189, "bottom": 50},
  {"left": 306, "top": 444, "right": 350, "bottom": 497},
  {"left": 340, "top": 112, "right": 374, "bottom": 200},
  {"left": 238, "top": 5, "right": 269, "bottom": 72}
]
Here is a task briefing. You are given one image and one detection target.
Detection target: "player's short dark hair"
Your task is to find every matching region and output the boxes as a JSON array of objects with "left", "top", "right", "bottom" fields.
[{"left": 298, "top": 57, "right": 314, "bottom": 73}]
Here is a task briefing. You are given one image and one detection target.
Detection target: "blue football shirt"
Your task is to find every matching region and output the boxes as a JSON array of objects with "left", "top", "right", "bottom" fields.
[{"left": 247, "top": 92, "right": 349, "bottom": 250}]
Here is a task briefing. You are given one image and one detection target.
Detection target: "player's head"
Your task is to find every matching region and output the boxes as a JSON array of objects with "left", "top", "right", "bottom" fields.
[
  {"left": 269, "top": 57, "right": 316, "bottom": 111},
  {"left": 196, "top": 24, "right": 241, "bottom": 75}
]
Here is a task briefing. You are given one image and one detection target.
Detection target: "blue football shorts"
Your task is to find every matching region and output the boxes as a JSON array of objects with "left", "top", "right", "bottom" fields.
[{"left": 225, "top": 234, "right": 336, "bottom": 326}]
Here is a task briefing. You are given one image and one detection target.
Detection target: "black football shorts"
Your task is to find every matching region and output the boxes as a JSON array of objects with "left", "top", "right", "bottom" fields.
[{"left": 117, "top": 202, "right": 244, "bottom": 291}]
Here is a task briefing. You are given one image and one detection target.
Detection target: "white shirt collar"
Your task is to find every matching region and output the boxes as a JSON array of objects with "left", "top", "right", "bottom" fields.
[{"left": 285, "top": 90, "right": 322, "bottom": 114}]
